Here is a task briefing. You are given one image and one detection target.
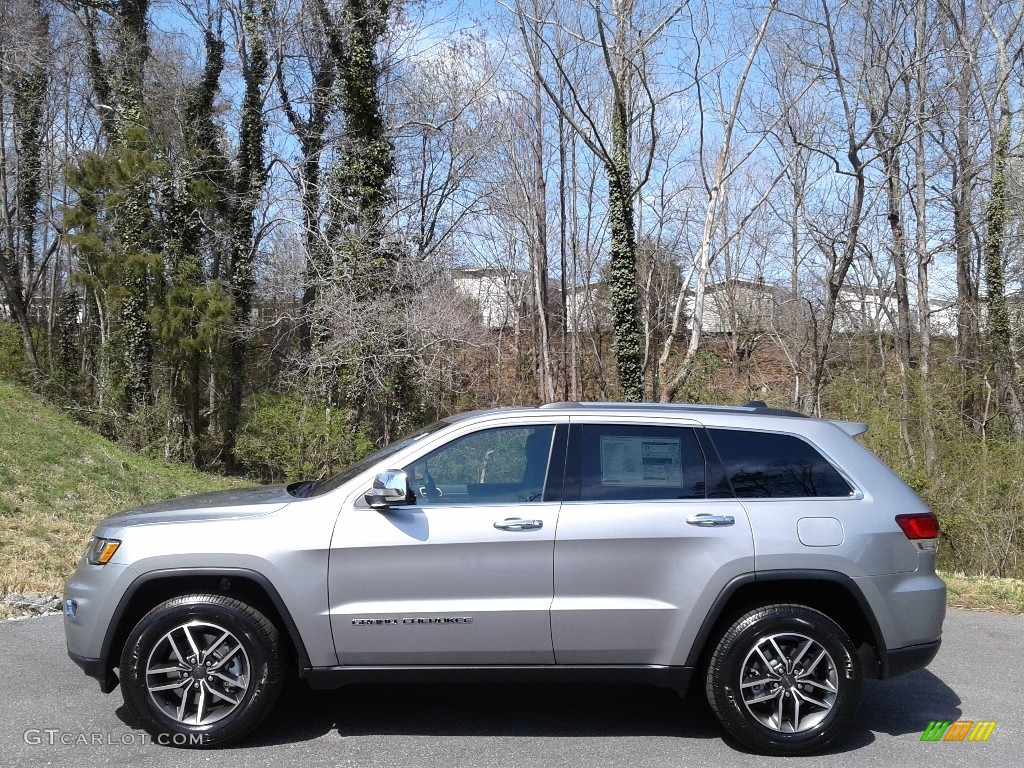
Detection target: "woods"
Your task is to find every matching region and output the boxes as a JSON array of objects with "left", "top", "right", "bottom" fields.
[{"left": 1, "top": 0, "right": 1024, "bottom": 574}]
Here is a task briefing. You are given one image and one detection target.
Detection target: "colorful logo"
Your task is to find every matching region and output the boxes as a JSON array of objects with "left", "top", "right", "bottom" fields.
[{"left": 921, "top": 720, "right": 997, "bottom": 742}]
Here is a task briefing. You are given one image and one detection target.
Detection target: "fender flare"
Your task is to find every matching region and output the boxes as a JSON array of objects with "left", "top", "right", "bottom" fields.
[
  {"left": 98, "top": 567, "right": 311, "bottom": 691},
  {"left": 684, "top": 569, "right": 888, "bottom": 676}
]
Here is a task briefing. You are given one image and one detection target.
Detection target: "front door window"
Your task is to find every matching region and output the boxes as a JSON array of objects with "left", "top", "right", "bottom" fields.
[{"left": 406, "top": 425, "right": 555, "bottom": 504}]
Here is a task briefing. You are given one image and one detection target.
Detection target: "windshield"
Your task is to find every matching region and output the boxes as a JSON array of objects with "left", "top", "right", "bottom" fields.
[{"left": 303, "top": 420, "right": 452, "bottom": 497}]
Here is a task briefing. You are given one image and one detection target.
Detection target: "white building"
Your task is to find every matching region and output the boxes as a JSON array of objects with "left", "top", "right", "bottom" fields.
[
  {"left": 565, "top": 282, "right": 611, "bottom": 334},
  {"left": 926, "top": 299, "right": 958, "bottom": 338},
  {"left": 832, "top": 287, "right": 961, "bottom": 339},
  {"left": 833, "top": 285, "right": 896, "bottom": 334},
  {"left": 451, "top": 267, "right": 972, "bottom": 344},
  {"left": 452, "top": 268, "right": 526, "bottom": 330},
  {"left": 686, "top": 279, "right": 778, "bottom": 334}
]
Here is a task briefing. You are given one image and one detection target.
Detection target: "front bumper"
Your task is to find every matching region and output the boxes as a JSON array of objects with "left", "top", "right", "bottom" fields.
[
  {"left": 67, "top": 650, "right": 119, "bottom": 692},
  {"left": 63, "top": 560, "right": 133, "bottom": 693}
]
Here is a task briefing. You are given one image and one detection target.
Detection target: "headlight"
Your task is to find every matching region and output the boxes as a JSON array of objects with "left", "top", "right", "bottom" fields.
[{"left": 85, "top": 536, "right": 121, "bottom": 565}]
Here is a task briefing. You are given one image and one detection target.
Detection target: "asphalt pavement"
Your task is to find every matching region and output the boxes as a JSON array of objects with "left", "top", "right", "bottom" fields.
[{"left": 1, "top": 609, "right": 1019, "bottom": 767}]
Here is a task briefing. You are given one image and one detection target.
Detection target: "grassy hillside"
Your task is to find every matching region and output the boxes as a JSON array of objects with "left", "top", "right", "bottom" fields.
[{"left": 0, "top": 380, "right": 241, "bottom": 612}]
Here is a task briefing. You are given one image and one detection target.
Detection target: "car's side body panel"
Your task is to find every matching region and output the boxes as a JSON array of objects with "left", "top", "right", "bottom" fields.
[
  {"left": 551, "top": 498, "right": 753, "bottom": 665},
  {"left": 71, "top": 502, "right": 341, "bottom": 668},
  {"left": 328, "top": 500, "right": 559, "bottom": 664},
  {"left": 327, "top": 414, "right": 569, "bottom": 665}
]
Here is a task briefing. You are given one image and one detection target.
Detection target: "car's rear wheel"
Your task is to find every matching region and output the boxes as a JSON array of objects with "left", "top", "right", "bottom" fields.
[
  {"left": 119, "top": 594, "right": 285, "bottom": 747},
  {"left": 705, "top": 604, "right": 861, "bottom": 755}
]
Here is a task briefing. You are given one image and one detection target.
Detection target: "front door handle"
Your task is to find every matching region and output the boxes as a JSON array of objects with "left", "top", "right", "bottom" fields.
[
  {"left": 494, "top": 518, "right": 543, "bottom": 531},
  {"left": 686, "top": 513, "right": 735, "bottom": 527}
]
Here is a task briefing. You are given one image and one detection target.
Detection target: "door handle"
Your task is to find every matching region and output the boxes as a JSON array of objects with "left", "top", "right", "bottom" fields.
[
  {"left": 493, "top": 518, "right": 543, "bottom": 531},
  {"left": 686, "top": 513, "right": 735, "bottom": 527}
]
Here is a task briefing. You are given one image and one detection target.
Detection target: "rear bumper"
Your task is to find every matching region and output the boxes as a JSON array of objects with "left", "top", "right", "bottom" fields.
[{"left": 881, "top": 639, "right": 941, "bottom": 678}]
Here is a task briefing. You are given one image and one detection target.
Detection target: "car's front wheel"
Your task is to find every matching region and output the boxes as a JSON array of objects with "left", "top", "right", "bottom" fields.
[
  {"left": 119, "top": 594, "right": 285, "bottom": 747},
  {"left": 705, "top": 604, "right": 862, "bottom": 755}
]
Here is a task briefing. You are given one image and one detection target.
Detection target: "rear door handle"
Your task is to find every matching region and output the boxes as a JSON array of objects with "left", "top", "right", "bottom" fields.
[
  {"left": 686, "top": 513, "right": 735, "bottom": 527},
  {"left": 494, "top": 518, "right": 543, "bottom": 531}
]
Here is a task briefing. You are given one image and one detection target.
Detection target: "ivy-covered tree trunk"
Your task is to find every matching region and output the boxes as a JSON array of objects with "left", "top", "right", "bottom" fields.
[
  {"left": 79, "top": 0, "right": 155, "bottom": 412},
  {"left": 0, "top": 0, "right": 49, "bottom": 374},
  {"left": 329, "top": 0, "right": 395, "bottom": 298},
  {"left": 312, "top": 0, "right": 416, "bottom": 440},
  {"left": 605, "top": 129, "right": 644, "bottom": 402},
  {"left": 12, "top": 0, "right": 47, "bottom": 330},
  {"left": 512, "top": 0, "right": 666, "bottom": 403},
  {"left": 982, "top": 103, "right": 1021, "bottom": 435},
  {"left": 153, "top": 24, "right": 232, "bottom": 464},
  {"left": 222, "top": 0, "right": 272, "bottom": 466},
  {"left": 115, "top": 1, "right": 154, "bottom": 411},
  {"left": 604, "top": 0, "right": 644, "bottom": 402}
]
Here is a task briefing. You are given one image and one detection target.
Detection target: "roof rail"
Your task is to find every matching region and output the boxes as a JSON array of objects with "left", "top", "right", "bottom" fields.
[
  {"left": 741, "top": 400, "right": 808, "bottom": 418},
  {"left": 538, "top": 400, "right": 808, "bottom": 418}
]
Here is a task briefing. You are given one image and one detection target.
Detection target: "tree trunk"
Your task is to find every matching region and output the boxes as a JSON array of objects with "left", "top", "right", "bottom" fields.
[
  {"left": 657, "top": 1, "right": 776, "bottom": 402},
  {"left": 223, "top": 0, "right": 271, "bottom": 465},
  {"left": 915, "top": 0, "right": 937, "bottom": 472},
  {"left": 878, "top": 136, "right": 915, "bottom": 460},
  {"left": 982, "top": 101, "right": 1021, "bottom": 434},
  {"left": 606, "top": 121, "right": 645, "bottom": 402},
  {"left": 529, "top": 52, "right": 555, "bottom": 403}
]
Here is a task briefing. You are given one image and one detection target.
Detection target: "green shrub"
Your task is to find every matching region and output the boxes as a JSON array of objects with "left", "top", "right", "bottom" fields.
[
  {"left": 235, "top": 391, "right": 374, "bottom": 483},
  {"left": 0, "top": 322, "right": 29, "bottom": 381},
  {"left": 823, "top": 363, "right": 1024, "bottom": 578}
]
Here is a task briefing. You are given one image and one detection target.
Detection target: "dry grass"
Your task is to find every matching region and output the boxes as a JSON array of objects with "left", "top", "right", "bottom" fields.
[
  {"left": 0, "top": 381, "right": 241, "bottom": 612},
  {"left": 940, "top": 571, "right": 1024, "bottom": 614}
]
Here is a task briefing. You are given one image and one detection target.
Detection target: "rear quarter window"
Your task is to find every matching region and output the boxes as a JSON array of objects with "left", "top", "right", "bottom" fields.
[{"left": 708, "top": 429, "right": 854, "bottom": 498}]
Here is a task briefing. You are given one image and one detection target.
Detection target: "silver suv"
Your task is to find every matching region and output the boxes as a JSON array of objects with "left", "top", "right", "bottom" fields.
[{"left": 64, "top": 401, "right": 945, "bottom": 755}]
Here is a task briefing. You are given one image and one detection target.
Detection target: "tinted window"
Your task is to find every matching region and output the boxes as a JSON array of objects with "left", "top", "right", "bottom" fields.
[
  {"left": 709, "top": 429, "right": 853, "bottom": 498},
  {"left": 578, "top": 425, "right": 706, "bottom": 501},
  {"left": 404, "top": 425, "right": 555, "bottom": 504}
]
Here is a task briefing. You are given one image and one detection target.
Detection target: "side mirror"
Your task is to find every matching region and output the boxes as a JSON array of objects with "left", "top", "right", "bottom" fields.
[{"left": 364, "top": 469, "right": 415, "bottom": 509}]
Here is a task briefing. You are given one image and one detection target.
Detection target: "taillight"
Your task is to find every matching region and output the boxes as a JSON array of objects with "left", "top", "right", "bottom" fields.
[{"left": 895, "top": 513, "right": 940, "bottom": 539}]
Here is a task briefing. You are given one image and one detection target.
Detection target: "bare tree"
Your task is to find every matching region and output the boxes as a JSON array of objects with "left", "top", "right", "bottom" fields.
[
  {"left": 913, "top": 0, "right": 939, "bottom": 471},
  {"left": 862, "top": 0, "right": 917, "bottom": 456},
  {"left": 934, "top": 0, "right": 989, "bottom": 428},
  {"left": 757, "top": 0, "right": 874, "bottom": 415},
  {"left": 274, "top": 0, "right": 338, "bottom": 354},
  {"left": 657, "top": 0, "right": 777, "bottom": 402},
  {"left": 511, "top": 0, "right": 685, "bottom": 401}
]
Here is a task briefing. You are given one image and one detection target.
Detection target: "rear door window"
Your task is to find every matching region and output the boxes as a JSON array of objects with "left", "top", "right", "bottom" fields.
[{"left": 574, "top": 424, "right": 707, "bottom": 501}]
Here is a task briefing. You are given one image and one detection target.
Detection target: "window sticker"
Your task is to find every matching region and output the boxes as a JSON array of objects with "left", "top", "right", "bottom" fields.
[{"left": 600, "top": 436, "right": 682, "bottom": 486}]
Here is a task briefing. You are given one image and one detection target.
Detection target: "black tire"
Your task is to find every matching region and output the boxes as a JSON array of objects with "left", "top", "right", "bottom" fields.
[
  {"left": 705, "top": 604, "right": 861, "bottom": 756},
  {"left": 119, "top": 593, "right": 285, "bottom": 748}
]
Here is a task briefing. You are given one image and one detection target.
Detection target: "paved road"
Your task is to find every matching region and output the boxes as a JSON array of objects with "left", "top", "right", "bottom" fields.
[{"left": 1, "top": 609, "right": 1019, "bottom": 767}]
